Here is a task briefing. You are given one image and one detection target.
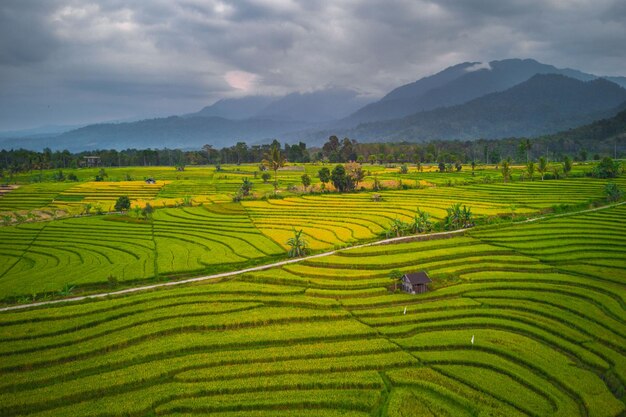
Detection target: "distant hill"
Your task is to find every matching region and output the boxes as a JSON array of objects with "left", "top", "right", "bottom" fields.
[
  {"left": 255, "top": 88, "right": 372, "bottom": 123},
  {"left": 540, "top": 105, "right": 626, "bottom": 144},
  {"left": 184, "top": 96, "right": 277, "bottom": 120},
  {"left": 319, "top": 74, "right": 626, "bottom": 143},
  {"left": 0, "top": 117, "right": 308, "bottom": 152},
  {"left": 339, "top": 58, "right": 623, "bottom": 126},
  {"left": 185, "top": 88, "right": 372, "bottom": 124}
]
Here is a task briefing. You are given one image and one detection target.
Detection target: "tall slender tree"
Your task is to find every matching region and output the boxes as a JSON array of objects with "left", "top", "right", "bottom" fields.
[
  {"left": 262, "top": 144, "right": 286, "bottom": 192},
  {"left": 538, "top": 157, "right": 548, "bottom": 181},
  {"left": 526, "top": 161, "right": 535, "bottom": 181}
]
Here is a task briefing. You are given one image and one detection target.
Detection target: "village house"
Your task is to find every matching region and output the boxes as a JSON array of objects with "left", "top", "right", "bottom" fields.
[
  {"left": 82, "top": 156, "right": 101, "bottom": 168},
  {"left": 401, "top": 271, "right": 431, "bottom": 294}
]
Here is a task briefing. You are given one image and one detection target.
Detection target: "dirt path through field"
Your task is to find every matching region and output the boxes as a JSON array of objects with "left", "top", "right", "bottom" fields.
[{"left": 1, "top": 200, "right": 624, "bottom": 313}]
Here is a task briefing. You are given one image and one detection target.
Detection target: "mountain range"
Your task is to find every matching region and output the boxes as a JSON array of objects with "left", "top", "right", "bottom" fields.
[
  {"left": 327, "top": 74, "right": 626, "bottom": 143},
  {"left": 2, "top": 58, "right": 626, "bottom": 151}
]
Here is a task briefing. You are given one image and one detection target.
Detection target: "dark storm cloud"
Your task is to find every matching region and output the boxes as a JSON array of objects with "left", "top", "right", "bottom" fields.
[
  {"left": 1, "top": 0, "right": 625, "bottom": 130},
  {"left": 0, "top": 1, "right": 61, "bottom": 66}
]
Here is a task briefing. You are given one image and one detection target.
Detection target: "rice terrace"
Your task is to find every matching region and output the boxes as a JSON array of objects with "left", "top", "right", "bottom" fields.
[
  {"left": 2, "top": 1, "right": 626, "bottom": 416},
  {"left": 0, "top": 153, "right": 625, "bottom": 417}
]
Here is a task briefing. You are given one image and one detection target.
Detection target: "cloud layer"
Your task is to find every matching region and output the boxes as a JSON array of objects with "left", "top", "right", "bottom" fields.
[{"left": 1, "top": 0, "right": 625, "bottom": 130}]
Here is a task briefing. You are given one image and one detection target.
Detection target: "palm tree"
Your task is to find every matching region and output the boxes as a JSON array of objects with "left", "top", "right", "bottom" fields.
[
  {"left": 501, "top": 159, "right": 511, "bottom": 183},
  {"left": 286, "top": 228, "right": 308, "bottom": 257},
  {"left": 461, "top": 205, "right": 473, "bottom": 228},
  {"left": 385, "top": 218, "right": 410, "bottom": 238},
  {"left": 411, "top": 208, "right": 433, "bottom": 233},
  {"left": 263, "top": 144, "right": 286, "bottom": 192},
  {"left": 240, "top": 178, "right": 253, "bottom": 196},
  {"left": 444, "top": 203, "right": 473, "bottom": 230},
  {"left": 526, "top": 161, "right": 535, "bottom": 181},
  {"left": 520, "top": 139, "right": 532, "bottom": 163},
  {"left": 537, "top": 157, "right": 548, "bottom": 181}
]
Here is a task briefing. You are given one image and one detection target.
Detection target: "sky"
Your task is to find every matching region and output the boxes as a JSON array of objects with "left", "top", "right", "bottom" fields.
[{"left": 1, "top": 0, "right": 625, "bottom": 131}]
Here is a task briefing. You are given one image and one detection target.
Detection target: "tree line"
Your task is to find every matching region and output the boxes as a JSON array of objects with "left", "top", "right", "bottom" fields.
[{"left": 1, "top": 132, "right": 622, "bottom": 175}]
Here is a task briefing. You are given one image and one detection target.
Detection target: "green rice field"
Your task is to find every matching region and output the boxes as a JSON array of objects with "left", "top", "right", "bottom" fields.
[{"left": 0, "top": 162, "right": 624, "bottom": 416}]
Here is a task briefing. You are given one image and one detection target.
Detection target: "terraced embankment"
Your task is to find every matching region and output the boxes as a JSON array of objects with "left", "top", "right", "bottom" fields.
[{"left": 0, "top": 204, "right": 624, "bottom": 416}]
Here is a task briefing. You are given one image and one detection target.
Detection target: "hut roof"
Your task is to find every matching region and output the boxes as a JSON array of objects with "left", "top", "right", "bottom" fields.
[{"left": 403, "top": 272, "right": 431, "bottom": 285}]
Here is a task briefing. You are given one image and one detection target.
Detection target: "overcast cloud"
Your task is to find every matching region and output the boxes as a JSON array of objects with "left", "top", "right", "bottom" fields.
[{"left": 1, "top": 0, "right": 625, "bottom": 130}]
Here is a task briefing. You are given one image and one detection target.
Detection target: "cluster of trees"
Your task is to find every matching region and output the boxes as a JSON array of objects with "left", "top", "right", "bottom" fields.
[
  {"left": 314, "top": 135, "right": 623, "bottom": 166},
  {"left": 0, "top": 140, "right": 309, "bottom": 175},
  {"left": 1, "top": 131, "right": 622, "bottom": 177},
  {"left": 384, "top": 204, "right": 473, "bottom": 238},
  {"left": 317, "top": 162, "right": 364, "bottom": 192}
]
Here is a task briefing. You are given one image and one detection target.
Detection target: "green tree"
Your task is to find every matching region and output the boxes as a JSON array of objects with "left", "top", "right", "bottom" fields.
[
  {"left": 399, "top": 164, "right": 408, "bottom": 174},
  {"left": 593, "top": 157, "right": 621, "bottom": 178},
  {"left": 526, "top": 161, "right": 535, "bottom": 181},
  {"left": 520, "top": 139, "right": 532, "bottom": 163},
  {"left": 114, "top": 196, "right": 131, "bottom": 212},
  {"left": 142, "top": 203, "right": 154, "bottom": 219},
  {"left": 411, "top": 208, "right": 433, "bottom": 233},
  {"left": 261, "top": 172, "right": 271, "bottom": 183},
  {"left": 386, "top": 218, "right": 410, "bottom": 238},
  {"left": 444, "top": 203, "right": 473, "bottom": 230},
  {"left": 580, "top": 150, "right": 588, "bottom": 161},
  {"left": 239, "top": 178, "right": 253, "bottom": 197},
  {"left": 286, "top": 228, "right": 308, "bottom": 257},
  {"left": 331, "top": 164, "right": 349, "bottom": 192},
  {"left": 389, "top": 269, "right": 403, "bottom": 292},
  {"left": 345, "top": 162, "right": 364, "bottom": 189},
  {"left": 301, "top": 174, "right": 311, "bottom": 191},
  {"left": 605, "top": 183, "right": 623, "bottom": 202},
  {"left": 563, "top": 156, "right": 572, "bottom": 177},
  {"left": 317, "top": 167, "right": 331, "bottom": 190},
  {"left": 537, "top": 157, "right": 548, "bottom": 181},
  {"left": 501, "top": 159, "right": 512, "bottom": 183},
  {"left": 368, "top": 154, "right": 377, "bottom": 165},
  {"left": 262, "top": 144, "right": 286, "bottom": 192}
]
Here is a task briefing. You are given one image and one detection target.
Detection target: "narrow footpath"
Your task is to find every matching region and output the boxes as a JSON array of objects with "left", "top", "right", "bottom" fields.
[{"left": 1, "top": 201, "right": 623, "bottom": 313}]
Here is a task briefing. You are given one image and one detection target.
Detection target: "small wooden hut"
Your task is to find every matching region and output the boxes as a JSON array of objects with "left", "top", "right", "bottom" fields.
[{"left": 401, "top": 272, "right": 431, "bottom": 294}]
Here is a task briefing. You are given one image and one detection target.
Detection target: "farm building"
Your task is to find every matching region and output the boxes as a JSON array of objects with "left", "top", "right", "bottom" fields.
[
  {"left": 401, "top": 271, "right": 431, "bottom": 294},
  {"left": 82, "top": 156, "right": 101, "bottom": 167}
]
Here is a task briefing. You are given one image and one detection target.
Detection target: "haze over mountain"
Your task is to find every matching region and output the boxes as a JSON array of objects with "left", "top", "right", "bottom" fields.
[
  {"left": 185, "top": 96, "right": 277, "bottom": 120},
  {"left": 2, "top": 59, "right": 626, "bottom": 152},
  {"left": 185, "top": 88, "right": 373, "bottom": 123}
]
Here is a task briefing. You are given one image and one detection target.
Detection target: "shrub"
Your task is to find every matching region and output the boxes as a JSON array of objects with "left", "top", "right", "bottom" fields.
[
  {"left": 107, "top": 275, "right": 119, "bottom": 288},
  {"left": 605, "top": 182, "right": 623, "bottom": 202},
  {"left": 142, "top": 203, "right": 154, "bottom": 219}
]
